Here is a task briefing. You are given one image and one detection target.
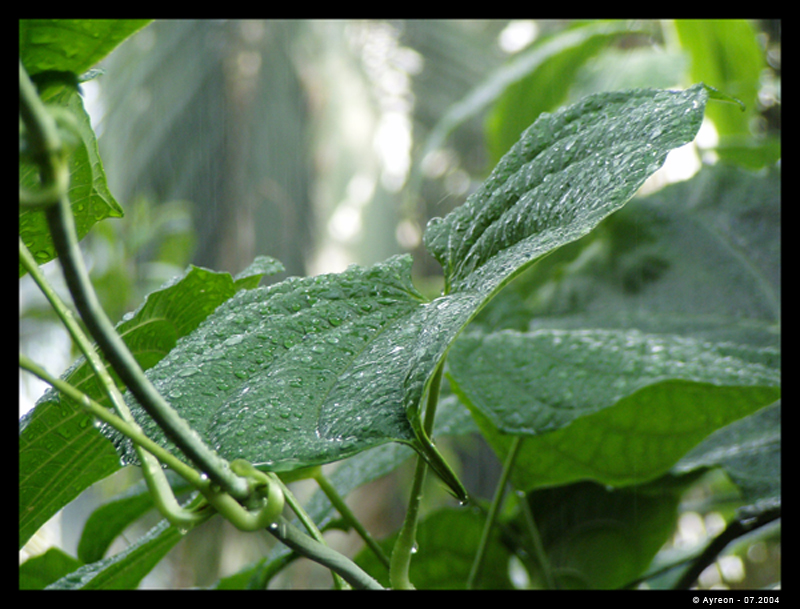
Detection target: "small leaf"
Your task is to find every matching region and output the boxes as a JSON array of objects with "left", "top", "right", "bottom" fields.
[
  {"left": 674, "top": 20, "right": 762, "bottom": 137},
  {"left": 485, "top": 20, "right": 636, "bottom": 165}
]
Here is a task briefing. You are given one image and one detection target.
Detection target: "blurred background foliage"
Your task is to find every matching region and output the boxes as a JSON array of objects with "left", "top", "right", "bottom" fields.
[{"left": 20, "top": 19, "right": 780, "bottom": 588}]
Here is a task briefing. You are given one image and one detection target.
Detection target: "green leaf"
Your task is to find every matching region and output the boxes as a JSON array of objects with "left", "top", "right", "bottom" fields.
[
  {"left": 19, "top": 20, "right": 151, "bottom": 275},
  {"left": 110, "top": 86, "right": 708, "bottom": 500},
  {"left": 20, "top": 262, "right": 281, "bottom": 548},
  {"left": 461, "top": 377, "right": 779, "bottom": 492},
  {"left": 425, "top": 84, "right": 708, "bottom": 296},
  {"left": 674, "top": 19, "right": 763, "bottom": 137},
  {"left": 46, "top": 520, "right": 183, "bottom": 590},
  {"left": 19, "top": 19, "right": 152, "bottom": 77},
  {"left": 448, "top": 325, "right": 780, "bottom": 492},
  {"left": 674, "top": 401, "right": 781, "bottom": 513},
  {"left": 19, "top": 86, "right": 123, "bottom": 276},
  {"left": 521, "top": 479, "right": 693, "bottom": 589},
  {"left": 77, "top": 473, "right": 193, "bottom": 564},
  {"left": 448, "top": 327, "right": 780, "bottom": 436},
  {"left": 20, "top": 547, "right": 84, "bottom": 590}
]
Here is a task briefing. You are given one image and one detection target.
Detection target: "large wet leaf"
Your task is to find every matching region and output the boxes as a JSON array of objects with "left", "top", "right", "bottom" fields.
[
  {"left": 113, "top": 255, "right": 439, "bottom": 471},
  {"left": 112, "top": 85, "right": 709, "bottom": 497},
  {"left": 447, "top": 324, "right": 779, "bottom": 490}
]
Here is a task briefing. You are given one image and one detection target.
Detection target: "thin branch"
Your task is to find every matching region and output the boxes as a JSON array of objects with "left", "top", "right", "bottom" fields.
[
  {"left": 389, "top": 361, "right": 446, "bottom": 589},
  {"left": 19, "top": 355, "right": 203, "bottom": 488},
  {"left": 267, "top": 517, "right": 384, "bottom": 590},
  {"left": 674, "top": 507, "right": 781, "bottom": 589},
  {"left": 467, "top": 435, "right": 523, "bottom": 589},
  {"left": 314, "top": 470, "right": 391, "bottom": 569}
]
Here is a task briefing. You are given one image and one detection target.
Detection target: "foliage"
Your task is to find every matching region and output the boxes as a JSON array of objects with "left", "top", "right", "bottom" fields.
[{"left": 20, "top": 19, "right": 780, "bottom": 590}]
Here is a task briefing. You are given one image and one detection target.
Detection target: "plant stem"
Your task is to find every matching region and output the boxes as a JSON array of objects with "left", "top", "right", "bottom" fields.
[
  {"left": 314, "top": 470, "right": 391, "bottom": 569},
  {"left": 44, "top": 197, "right": 248, "bottom": 499},
  {"left": 466, "top": 435, "right": 523, "bottom": 589},
  {"left": 272, "top": 476, "right": 349, "bottom": 589},
  {"left": 19, "top": 355, "right": 204, "bottom": 489},
  {"left": 20, "top": 61, "right": 248, "bottom": 501},
  {"left": 674, "top": 506, "right": 781, "bottom": 590},
  {"left": 389, "top": 361, "right": 446, "bottom": 589},
  {"left": 518, "top": 488, "right": 555, "bottom": 589},
  {"left": 267, "top": 516, "right": 384, "bottom": 590},
  {"left": 21, "top": 240, "right": 211, "bottom": 528}
]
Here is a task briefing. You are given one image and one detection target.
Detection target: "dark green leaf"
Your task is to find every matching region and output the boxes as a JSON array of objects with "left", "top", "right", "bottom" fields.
[
  {"left": 111, "top": 86, "right": 708, "bottom": 500},
  {"left": 448, "top": 328, "right": 779, "bottom": 436},
  {"left": 528, "top": 163, "right": 780, "bottom": 346},
  {"left": 522, "top": 479, "right": 692, "bottom": 589},
  {"left": 674, "top": 401, "right": 781, "bottom": 514},
  {"left": 460, "top": 377, "right": 778, "bottom": 492}
]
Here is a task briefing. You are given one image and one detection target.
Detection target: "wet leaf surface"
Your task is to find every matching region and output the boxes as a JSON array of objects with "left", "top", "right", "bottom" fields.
[{"left": 113, "top": 86, "right": 709, "bottom": 494}]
